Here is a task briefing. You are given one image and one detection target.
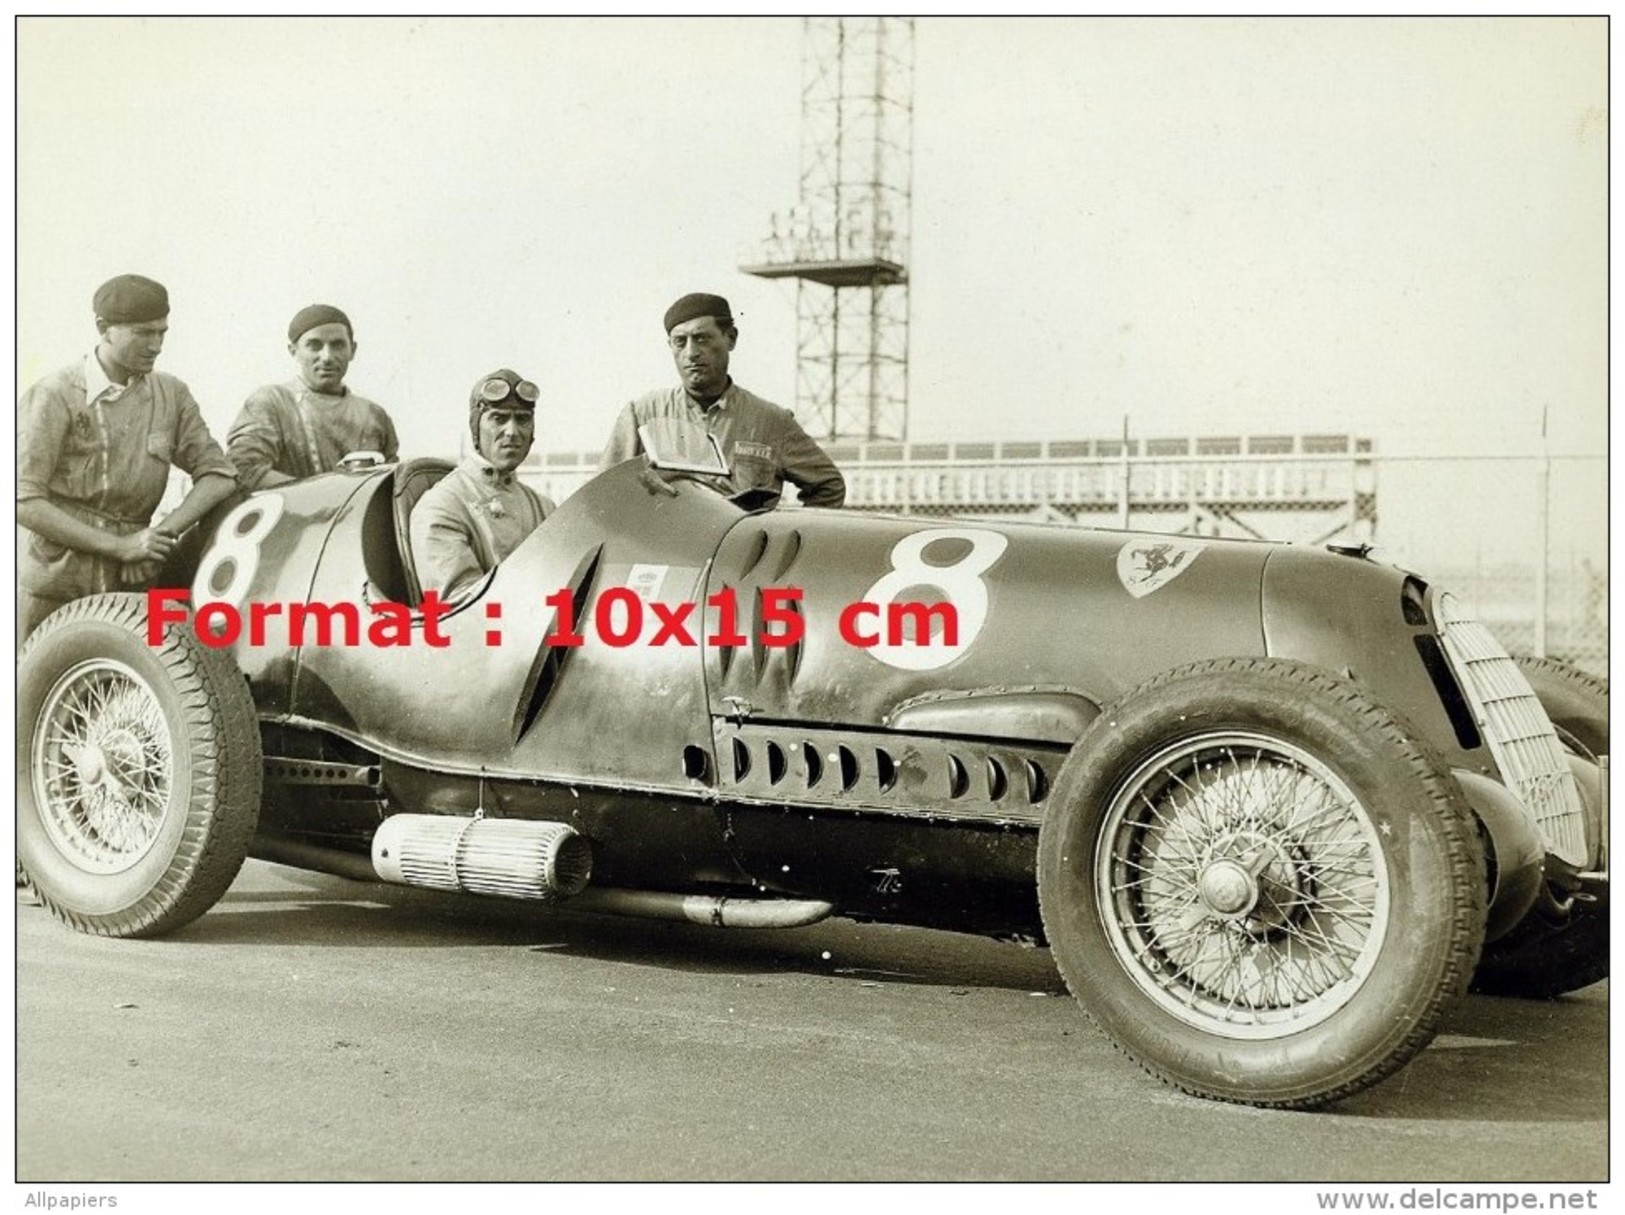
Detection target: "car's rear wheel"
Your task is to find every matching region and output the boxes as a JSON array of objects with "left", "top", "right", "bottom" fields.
[
  {"left": 17, "top": 592, "right": 262, "bottom": 937},
  {"left": 1471, "top": 656, "right": 1608, "bottom": 999},
  {"left": 1037, "top": 658, "right": 1485, "bottom": 1109}
]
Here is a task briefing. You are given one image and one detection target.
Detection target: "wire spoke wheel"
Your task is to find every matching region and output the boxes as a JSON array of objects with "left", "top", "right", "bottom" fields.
[
  {"left": 35, "top": 659, "right": 175, "bottom": 874},
  {"left": 17, "top": 593, "right": 262, "bottom": 938},
  {"left": 1101, "top": 733, "right": 1388, "bottom": 1038},
  {"left": 1037, "top": 658, "right": 1483, "bottom": 1108}
]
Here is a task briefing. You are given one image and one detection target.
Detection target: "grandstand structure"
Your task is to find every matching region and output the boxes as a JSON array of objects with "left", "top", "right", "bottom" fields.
[{"left": 526, "top": 431, "right": 1378, "bottom": 547}]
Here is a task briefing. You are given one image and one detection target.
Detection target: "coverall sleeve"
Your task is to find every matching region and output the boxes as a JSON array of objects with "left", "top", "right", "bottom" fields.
[
  {"left": 775, "top": 412, "right": 846, "bottom": 508},
  {"left": 380, "top": 410, "right": 401, "bottom": 462},
  {"left": 170, "top": 383, "right": 237, "bottom": 482},
  {"left": 598, "top": 403, "right": 646, "bottom": 472},
  {"left": 224, "top": 389, "right": 287, "bottom": 491},
  {"left": 409, "top": 489, "right": 486, "bottom": 604},
  {"left": 17, "top": 382, "right": 69, "bottom": 503}
]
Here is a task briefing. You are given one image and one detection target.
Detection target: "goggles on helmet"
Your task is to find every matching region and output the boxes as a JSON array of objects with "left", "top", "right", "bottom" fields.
[{"left": 478, "top": 377, "right": 540, "bottom": 406}]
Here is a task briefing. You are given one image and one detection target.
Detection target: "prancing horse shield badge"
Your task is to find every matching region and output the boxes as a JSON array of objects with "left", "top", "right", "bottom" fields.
[{"left": 1116, "top": 539, "right": 1204, "bottom": 599}]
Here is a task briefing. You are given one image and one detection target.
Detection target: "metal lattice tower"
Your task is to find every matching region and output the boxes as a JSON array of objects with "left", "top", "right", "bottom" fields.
[{"left": 740, "top": 17, "right": 914, "bottom": 441}]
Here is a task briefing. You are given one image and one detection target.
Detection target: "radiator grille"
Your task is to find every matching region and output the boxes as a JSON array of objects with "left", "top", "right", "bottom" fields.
[{"left": 1435, "top": 593, "right": 1588, "bottom": 866}]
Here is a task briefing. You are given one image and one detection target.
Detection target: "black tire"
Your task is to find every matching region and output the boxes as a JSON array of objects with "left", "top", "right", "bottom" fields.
[
  {"left": 1511, "top": 655, "right": 1607, "bottom": 760},
  {"left": 1037, "top": 658, "right": 1485, "bottom": 1109},
  {"left": 17, "top": 592, "right": 262, "bottom": 937},
  {"left": 1471, "top": 656, "right": 1607, "bottom": 999}
]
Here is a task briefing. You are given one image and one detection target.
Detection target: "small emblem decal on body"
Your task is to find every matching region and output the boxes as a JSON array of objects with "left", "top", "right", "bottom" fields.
[
  {"left": 625, "top": 563, "right": 670, "bottom": 600},
  {"left": 622, "top": 563, "right": 705, "bottom": 603},
  {"left": 1116, "top": 539, "right": 1204, "bottom": 598}
]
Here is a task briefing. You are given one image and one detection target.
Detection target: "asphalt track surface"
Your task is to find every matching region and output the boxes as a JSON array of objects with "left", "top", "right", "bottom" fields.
[{"left": 15, "top": 861, "right": 1609, "bottom": 1183}]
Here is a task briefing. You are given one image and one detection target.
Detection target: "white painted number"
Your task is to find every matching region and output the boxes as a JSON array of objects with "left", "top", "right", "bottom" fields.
[
  {"left": 193, "top": 493, "right": 286, "bottom": 608},
  {"left": 863, "top": 527, "right": 1008, "bottom": 670}
]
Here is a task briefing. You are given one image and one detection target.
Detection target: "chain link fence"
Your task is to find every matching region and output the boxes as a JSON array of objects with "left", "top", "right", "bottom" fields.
[{"left": 1361, "top": 454, "right": 1606, "bottom": 678}]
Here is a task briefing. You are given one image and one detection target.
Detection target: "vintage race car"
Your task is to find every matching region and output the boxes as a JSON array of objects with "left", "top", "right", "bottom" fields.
[{"left": 16, "top": 435, "right": 1609, "bottom": 1109}]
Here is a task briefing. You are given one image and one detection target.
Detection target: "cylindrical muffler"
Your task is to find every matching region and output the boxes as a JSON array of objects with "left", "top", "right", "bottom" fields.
[{"left": 372, "top": 815, "right": 593, "bottom": 900}]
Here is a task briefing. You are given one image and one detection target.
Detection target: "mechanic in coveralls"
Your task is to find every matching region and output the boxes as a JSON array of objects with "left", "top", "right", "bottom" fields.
[
  {"left": 16, "top": 274, "right": 238, "bottom": 647},
  {"left": 225, "top": 303, "right": 399, "bottom": 490},
  {"left": 599, "top": 292, "right": 846, "bottom": 508},
  {"left": 409, "top": 368, "right": 555, "bottom": 604}
]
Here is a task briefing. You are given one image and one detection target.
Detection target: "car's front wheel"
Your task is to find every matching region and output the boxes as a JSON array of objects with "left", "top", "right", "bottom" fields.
[
  {"left": 17, "top": 592, "right": 262, "bottom": 937},
  {"left": 1037, "top": 658, "right": 1485, "bottom": 1108}
]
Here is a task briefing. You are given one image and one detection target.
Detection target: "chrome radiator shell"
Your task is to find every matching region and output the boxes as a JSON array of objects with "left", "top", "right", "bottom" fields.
[{"left": 1435, "top": 593, "right": 1590, "bottom": 867}]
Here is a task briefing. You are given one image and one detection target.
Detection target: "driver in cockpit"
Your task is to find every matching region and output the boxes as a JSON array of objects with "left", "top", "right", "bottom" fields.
[{"left": 409, "top": 369, "right": 554, "bottom": 603}]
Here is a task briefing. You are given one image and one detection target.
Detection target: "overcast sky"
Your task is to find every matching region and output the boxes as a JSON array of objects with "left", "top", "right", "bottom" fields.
[{"left": 13, "top": 16, "right": 1608, "bottom": 564}]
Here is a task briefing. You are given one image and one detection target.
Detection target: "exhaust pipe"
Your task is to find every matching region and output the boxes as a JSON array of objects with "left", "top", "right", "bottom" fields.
[
  {"left": 366, "top": 815, "right": 830, "bottom": 927},
  {"left": 568, "top": 888, "right": 834, "bottom": 929},
  {"left": 253, "top": 837, "right": 379, "bottom": 883},
  {"left": 373, "top": 814, "right": 592, "bottom": 900}
]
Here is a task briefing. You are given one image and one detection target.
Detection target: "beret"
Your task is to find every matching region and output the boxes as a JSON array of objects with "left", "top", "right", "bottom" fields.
[
  {"left": 93, "top": 274, "right": 169, "bottom": 324},
  {"left": 288, "top": 303, "right": 353, "bottom": 343},
  {"left": 663, "top": 292, "right": 733, "bottom": 333}
]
